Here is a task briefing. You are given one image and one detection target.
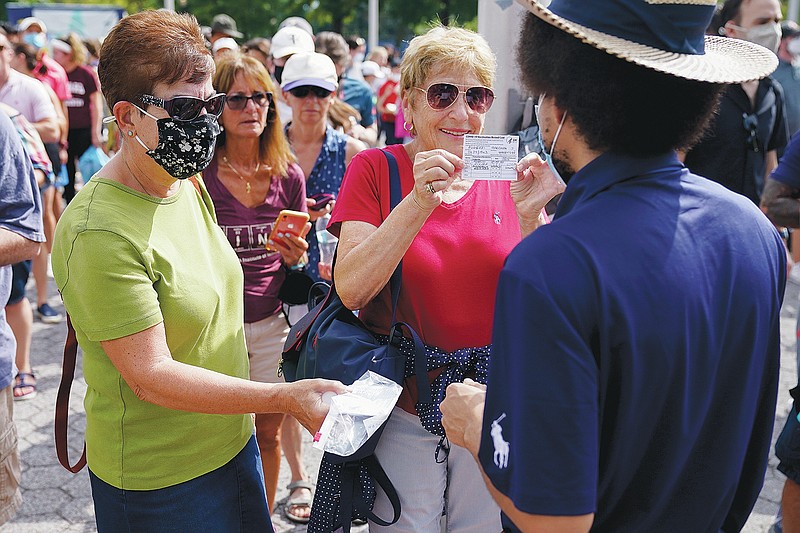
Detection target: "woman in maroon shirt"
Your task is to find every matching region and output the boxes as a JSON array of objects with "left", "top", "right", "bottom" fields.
[{"left": 205, "top": 53, "right": 315, "bottom": 524}]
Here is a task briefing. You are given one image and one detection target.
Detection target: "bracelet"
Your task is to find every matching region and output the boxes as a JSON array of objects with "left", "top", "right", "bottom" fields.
[{"left": 284, "top": 261, "right": 306, "bottom": 272}]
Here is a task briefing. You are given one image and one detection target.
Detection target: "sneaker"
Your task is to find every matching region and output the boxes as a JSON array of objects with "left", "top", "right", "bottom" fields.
[{"left": 36, "top": 303, "right": 63, "bottom": 324}]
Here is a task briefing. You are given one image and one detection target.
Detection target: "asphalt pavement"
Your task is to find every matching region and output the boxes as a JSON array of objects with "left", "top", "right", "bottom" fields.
[{"left": 2, "top": 269, "right": 798, "bottom": 532}]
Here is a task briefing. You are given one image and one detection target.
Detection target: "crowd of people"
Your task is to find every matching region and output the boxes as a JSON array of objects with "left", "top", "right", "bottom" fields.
[{"left": 1, "top": 0, "right": 800, "bottom": 531}]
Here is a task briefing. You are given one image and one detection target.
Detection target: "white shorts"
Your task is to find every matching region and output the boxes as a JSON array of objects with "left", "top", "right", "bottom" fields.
[
  {"left": 371, "top": 406, "right": 501, "bottom": 532},
  {"left": 244, "top": 313, "right": 291, "bottom": 384}
]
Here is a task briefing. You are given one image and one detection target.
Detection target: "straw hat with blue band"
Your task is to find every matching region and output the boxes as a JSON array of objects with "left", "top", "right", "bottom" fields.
[{"left": 514, "top": 0, "right": 779, "bottom": 84}]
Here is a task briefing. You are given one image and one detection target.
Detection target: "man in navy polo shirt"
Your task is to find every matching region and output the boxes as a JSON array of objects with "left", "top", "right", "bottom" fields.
[{"left": 441, "top": 1, "right": 787, "bottom": 531}]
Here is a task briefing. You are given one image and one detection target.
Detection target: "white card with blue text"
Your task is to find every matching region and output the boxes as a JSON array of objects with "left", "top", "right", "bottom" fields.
[{"left": 462, "top": 134, "right": 519, "bottom": 180}]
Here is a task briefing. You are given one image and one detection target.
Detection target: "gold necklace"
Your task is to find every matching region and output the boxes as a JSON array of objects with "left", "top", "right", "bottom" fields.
[{"left": 222, "top": 155, "right": 259, "bottom": 194}]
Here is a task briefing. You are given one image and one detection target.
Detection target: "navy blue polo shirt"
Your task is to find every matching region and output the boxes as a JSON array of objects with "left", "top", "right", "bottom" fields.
[
  {"left": 480, "top": 152, "right": 785, "bottom": 532},
  {"left": 771, "top": 133, "right": 800, "bottom": 189}
]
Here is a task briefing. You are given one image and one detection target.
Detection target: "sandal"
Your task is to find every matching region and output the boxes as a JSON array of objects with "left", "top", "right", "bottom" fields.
[
  {"left": 13, "top": 372, "right": 37, "bottom": 401},
  {"left": 283, "top": 480, "right": 313, "bottom": 524}
]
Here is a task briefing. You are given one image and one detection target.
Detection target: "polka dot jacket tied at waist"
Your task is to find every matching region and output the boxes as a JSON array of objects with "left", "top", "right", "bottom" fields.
[
  {"left": 307, "top": 336, "right": 492, "bottom": 532},
  {"left": 376, "top": 334, "right": 492, "bottom": 437}
]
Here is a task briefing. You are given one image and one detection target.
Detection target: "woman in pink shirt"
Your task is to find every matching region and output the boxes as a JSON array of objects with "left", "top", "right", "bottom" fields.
[{"left": 328, "top": 26, "right": 563, "bottom": 531}]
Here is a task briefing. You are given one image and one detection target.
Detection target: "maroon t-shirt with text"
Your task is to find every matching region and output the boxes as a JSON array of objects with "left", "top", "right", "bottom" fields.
[
  {"left": 65, "top": 65, "right": 98, "bottom": 129},
  {"left": 203, "top": 158, "right": 307, "bottom": 323}
]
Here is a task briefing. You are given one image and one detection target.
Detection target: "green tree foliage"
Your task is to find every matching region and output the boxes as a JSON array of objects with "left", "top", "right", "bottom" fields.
[
  {"left": 0, "top": 0, "right": 476, "bottom": 49},
  {"left": 186, "top": 0, "right": 477, "bottom": 47}
]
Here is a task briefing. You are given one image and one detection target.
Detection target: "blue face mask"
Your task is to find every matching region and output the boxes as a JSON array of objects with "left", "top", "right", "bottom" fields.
[
  {"left": 535, "top": 94, "right": 568, "bottom": 183},
  {"left": 23, "top": 32, "right": 46, "bottom": 50}
]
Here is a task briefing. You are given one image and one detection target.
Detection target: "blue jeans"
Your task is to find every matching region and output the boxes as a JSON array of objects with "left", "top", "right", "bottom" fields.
[{"left": 90, "top": 434, "right": 272, "bottom": 532}]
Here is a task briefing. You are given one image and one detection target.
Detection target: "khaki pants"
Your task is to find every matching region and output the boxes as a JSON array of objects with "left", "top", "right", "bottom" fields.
[
  {"left": 0, "top": 384, "right": 21, "bottom": 525},
  {"left": 244, "top": 313, "right": 291, "bottom": 384}
]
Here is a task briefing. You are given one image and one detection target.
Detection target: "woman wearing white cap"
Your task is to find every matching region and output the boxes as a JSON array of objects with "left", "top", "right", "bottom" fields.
[{"left": 281, "top": 51, "right": 365, "bottom": 282}]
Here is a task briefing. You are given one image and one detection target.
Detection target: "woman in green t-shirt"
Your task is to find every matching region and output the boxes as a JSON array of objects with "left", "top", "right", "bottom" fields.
[{"left": 51, "top": 10, "right": 344, "bottom": 532}]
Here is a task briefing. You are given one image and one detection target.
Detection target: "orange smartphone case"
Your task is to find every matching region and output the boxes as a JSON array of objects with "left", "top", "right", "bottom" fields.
[{"left": 269, "top": 210, "right": 309, "bottom": 248}]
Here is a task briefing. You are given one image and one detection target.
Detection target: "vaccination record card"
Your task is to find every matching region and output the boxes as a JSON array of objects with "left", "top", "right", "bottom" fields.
[{"left": 462, "top": 134, "right": 519, "bottom": 180}]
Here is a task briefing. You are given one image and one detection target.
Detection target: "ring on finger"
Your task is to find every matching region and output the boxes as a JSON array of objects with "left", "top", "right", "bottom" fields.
[{"left": 426, "top": 182, "right": 436, "bottom": 194}]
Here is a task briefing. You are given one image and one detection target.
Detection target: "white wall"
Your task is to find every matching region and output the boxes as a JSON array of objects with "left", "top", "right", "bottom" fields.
[{"left": 477, "top": 0, "right": 529, "bottom": 135}]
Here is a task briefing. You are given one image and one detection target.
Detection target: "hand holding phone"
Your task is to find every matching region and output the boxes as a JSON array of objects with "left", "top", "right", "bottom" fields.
[
  {"left": 268, "top": 210, "right": 310, "bottom": 250},
  {"left": 308, "top": 193, "right": 335, "bottom": 211}
]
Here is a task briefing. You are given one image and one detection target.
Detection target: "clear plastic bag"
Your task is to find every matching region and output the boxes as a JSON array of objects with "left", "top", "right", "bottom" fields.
[{"left": 313, "top": 371, "right": 402, "bottom": 457}]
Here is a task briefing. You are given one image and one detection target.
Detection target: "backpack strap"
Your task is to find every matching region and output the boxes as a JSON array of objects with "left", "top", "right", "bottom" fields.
[
  {"left": 54, "top": 314, "right": 87, "bottom": 473},
  {"left": 336, "top": 454, "right": 401, "bottom": 531},
  {"left": 358, "top": 454, "right": 402, "bottom": 525}
]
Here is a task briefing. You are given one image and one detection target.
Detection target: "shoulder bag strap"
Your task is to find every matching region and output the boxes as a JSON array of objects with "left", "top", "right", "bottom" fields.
[
  {"left": 382, "top": 149, "right": 403, "bottom": 322},
  {"left": 329, "top": 148, "right": 403, "bottom": 313},
  {"left": 54, "top": 314, "right": 87, "bottom": 473}
]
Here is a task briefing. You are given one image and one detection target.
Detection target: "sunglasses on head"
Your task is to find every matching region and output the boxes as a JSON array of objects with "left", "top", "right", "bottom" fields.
[
  {"left": 139, "top": 93, "right": 226, "bottom": 122},
  {"left": 289, "top": 86, "right": 333, "bottom": 99},
  {"left": 415, "top": 83, "right": 495, "bottom": 114},
  {"left": 226, "top": 91, "right": 273, "bottom": 111}
]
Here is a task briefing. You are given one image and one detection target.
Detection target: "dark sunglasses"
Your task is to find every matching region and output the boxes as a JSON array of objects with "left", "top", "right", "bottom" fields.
[
  {"left": 139, "top": 93, "right": 226, "bottom": 121},
  {"left": 415, "top": 83, "right": 495, "bottom": 114},
  {"left": 289, "top": 86, "right": 333, "bottom": 99},
  {"left": 226, "top": 91, "right": 273, "bottom": 111}
]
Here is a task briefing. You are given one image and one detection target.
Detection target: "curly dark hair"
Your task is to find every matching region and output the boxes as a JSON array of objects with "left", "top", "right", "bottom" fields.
[{"left": 517, "top": 13, "right": 725, "bottom": 156}]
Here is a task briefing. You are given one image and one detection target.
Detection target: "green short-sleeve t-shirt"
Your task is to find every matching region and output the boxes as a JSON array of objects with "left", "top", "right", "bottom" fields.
[{"left": 52, "top": 177, "right": 253, "bottom": 490}]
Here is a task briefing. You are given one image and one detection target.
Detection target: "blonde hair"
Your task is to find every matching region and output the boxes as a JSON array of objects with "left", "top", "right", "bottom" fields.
[
  {"left": 366, "top": 45, "right": 389, "bottom": 65},
  {"left": 213, "top": 53, "right": 295, "bottom": 177},
  {"left": 400, "top": 25, "right": 496, "bottom": 98},
  {"left": 64, "top": 32, "right": 88, "bottom": 66}
]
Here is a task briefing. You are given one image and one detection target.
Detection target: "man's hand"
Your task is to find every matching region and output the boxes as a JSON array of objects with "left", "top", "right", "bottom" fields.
[{"left": 441, "top": 379, "right": 486, "bottom": 455}]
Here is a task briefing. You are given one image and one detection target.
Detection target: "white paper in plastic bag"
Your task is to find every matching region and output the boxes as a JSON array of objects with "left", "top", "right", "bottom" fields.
[{"left": 313, "top": 370, "right": 403, "bottom": 456}]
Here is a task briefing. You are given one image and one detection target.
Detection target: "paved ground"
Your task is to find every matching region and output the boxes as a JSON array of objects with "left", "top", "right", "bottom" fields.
[{"left": 3, "top": 271, "right": 799, "bottom": 532}]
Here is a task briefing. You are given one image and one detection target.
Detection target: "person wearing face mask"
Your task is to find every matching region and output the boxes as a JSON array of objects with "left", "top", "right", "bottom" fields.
[
  {"left": 773, "top": 21, "right": 800, "bottom": 139},
  {"left": 681, "top": 0, "right": 789, "bottom": 206},
  {"left": 17, "top": 18, "right": 72, "bottom": 124},
  {"left": 440, "top": 1, "right": 785, "bottom": 531},
  {"left": 325, "top": 25, "right": 562, "bottom": 532},
  {"left": 50, "top": 11, "right": 345, "bottom": 532}
]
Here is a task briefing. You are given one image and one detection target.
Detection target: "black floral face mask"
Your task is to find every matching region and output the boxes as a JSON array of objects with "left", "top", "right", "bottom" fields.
[{"left": 134, "top": 106, "right": 220, "bottom": 180}]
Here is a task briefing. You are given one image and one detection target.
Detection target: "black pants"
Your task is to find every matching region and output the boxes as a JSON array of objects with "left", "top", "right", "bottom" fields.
[{"left": 65, "top": 128, "right": 92, "bottom": 203}]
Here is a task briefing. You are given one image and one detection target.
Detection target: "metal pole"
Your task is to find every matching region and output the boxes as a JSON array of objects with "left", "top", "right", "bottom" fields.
[
  {"left": 368, "top": 0, "right": 379, "bottom": 51},
  {"left": 163, "top": 0, "right": 175, "bottom": 11},
  {"left": 791, "top": 0, "right": 800, "bottom": 23}
]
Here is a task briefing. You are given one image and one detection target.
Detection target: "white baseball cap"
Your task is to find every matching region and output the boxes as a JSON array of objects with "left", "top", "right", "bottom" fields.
[
  {"left": 271, "top": 27, "right": 314, "bottom": 59},
  {"left": 18, "top": 17, "right": 46, "bottom": 33},
  {"left": 281, "top": 52, "right": 338, "bottom": 92},
  {"left": 212, "top": 37, "right": 239, "bottom": 54},
  {"left": 361, "top": 61, "right": 385, "bottom": 78}
]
